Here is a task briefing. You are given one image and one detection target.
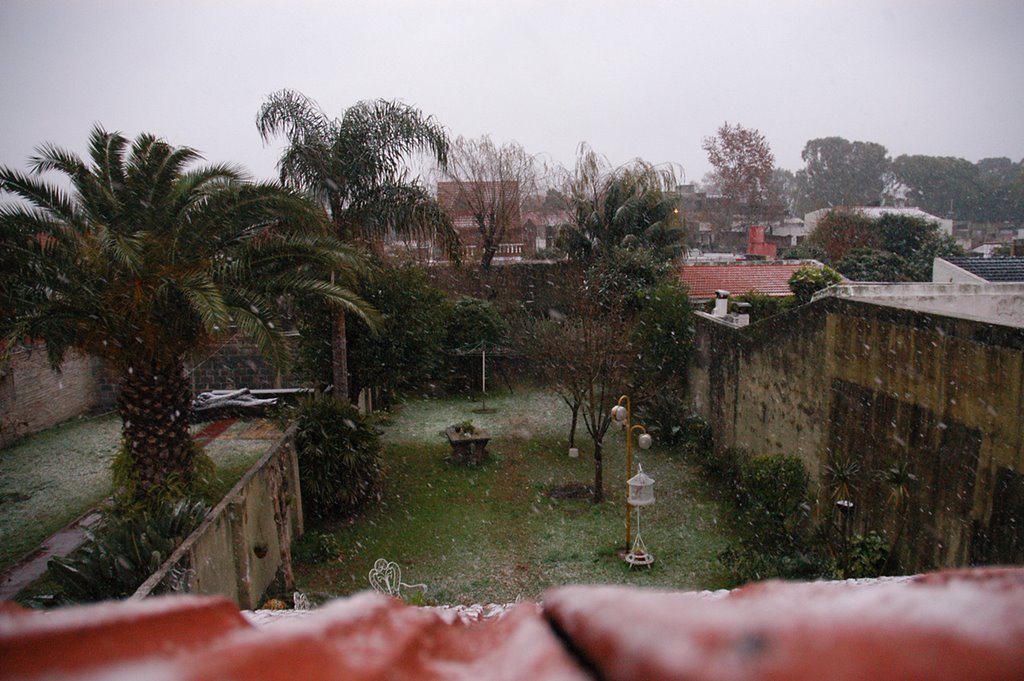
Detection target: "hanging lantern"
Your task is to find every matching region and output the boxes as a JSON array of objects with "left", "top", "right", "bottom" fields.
[
  {"left": 611, "top": 405, "right": 627, "bottom": 423},
  {"left": 638, "top": 433, "right": 652, "bottom": 450},
  {"left": 627, "top": 465, "right": 655, "bottom": 506}
]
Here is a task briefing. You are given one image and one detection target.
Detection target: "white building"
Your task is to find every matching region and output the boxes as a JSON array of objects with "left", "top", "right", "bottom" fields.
[{"left": 804, "top": 207, "right": 953, "bottom": 236}]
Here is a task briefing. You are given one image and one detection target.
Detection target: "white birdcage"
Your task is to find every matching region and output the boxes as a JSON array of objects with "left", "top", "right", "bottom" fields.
[{"left": 627, "top": 465, "right": 655, "bottom": 507}]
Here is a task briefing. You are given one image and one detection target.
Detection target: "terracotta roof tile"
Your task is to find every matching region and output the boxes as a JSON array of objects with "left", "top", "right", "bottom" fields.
[
  {"left": 3, "top": 568, "right": 1023, "bottom": 680},
  {"left": 544, "top": 568, "right": 1024, "bottom": 681},
  {"left": 676, "top": 261, "right": 821, "bottom": 299}
]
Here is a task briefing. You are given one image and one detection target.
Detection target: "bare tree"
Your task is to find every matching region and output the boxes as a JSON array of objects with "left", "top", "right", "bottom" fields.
[
  {"left": 441, "top": 136, "right": 539, "bottom": 269},
  {"left": 536, "top": 297, "right": 633, "bottom": 503}
]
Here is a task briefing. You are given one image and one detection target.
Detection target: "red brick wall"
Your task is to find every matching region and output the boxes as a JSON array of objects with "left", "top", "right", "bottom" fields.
[{"left": 0, "top": 344, "right": 102, "bottom": 448}]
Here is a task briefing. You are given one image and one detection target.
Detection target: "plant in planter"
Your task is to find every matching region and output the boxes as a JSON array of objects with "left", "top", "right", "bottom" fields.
[{"left": 451, "top": 420, "right": 477, "bottom": 436}]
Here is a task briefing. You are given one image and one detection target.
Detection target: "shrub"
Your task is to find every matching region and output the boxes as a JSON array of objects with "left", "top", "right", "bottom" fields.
[
  {"left": 292, "top": 530, "right": 343, "bottom": 563},
  {"left": 288, "top": 396, "right": 384, "bottom": 520},
  {"left": 788, "top": 265, "right": 842, "bottom": 305},
  {"left": 845, "top": 531, "right": 890, "bottom": 579},
  {"left": 737, "top": 454, "right": 810, "bottom": 547},
  {"left": 49, "top": 498, "right": 209, "bottom": 603},
  {"left": 443, "top": 296, "right": 509, "bottom": 391},
  {"left": 444, "top": 296, "right": 509, "bottom": 351},
  {"left": 732, "top": 292, "right": 794, "bottom": 323}
]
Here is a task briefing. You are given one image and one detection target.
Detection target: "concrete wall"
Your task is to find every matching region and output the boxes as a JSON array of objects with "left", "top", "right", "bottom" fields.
[
  {"left": 133, "top": 424, "right": 304, "bottom": 609},
  {"left": 0, "top": 344, "right": 103, "bottom": 448},
  {"left": 690, "top": 296, "right": 1024, "bottom": 572}
]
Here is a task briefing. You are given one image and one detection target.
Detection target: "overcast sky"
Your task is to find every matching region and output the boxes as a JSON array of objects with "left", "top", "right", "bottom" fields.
[{"left": 2, "top": 0, "right": 1022, "bottom": 186}]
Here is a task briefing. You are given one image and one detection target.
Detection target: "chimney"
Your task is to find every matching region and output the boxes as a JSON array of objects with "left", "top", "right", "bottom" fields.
[{"left": 714, "top": 290, "right": 730, "bottom": 317}]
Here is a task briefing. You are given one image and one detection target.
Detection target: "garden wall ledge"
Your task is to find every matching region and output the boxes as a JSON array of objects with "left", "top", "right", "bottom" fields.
[{"left": 1, "top": 567, "right": 1022, "bottom": 680}]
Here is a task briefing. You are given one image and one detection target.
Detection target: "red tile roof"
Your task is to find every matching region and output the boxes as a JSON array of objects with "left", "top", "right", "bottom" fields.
[
  {"left": 677, "top": 261, "right": 823, "bottom": 299},
  {"left": 2, "top": 567, "right": 1023, "bottom": 681}
]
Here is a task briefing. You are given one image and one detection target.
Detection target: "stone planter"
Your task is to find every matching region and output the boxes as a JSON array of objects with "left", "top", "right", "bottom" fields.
[{"left": 444, "top": 428, "right": 491, "bottom": 465}]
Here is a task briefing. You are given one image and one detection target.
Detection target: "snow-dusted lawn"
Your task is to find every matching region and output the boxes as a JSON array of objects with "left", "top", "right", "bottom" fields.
[
  {"left": 0, "top": 414, "right": 120, "bottom": 571},
  {"left": 295, "top": 387, "right": 736, "bottom": 604},
  {"left": 0, "top": 416, "right": 276, "bottom": 572}
]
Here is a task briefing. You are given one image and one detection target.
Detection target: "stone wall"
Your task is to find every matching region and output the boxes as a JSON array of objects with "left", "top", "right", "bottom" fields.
[
  {"left": 0, "top": 344, "right": 103, "bottom": 448},
  {"left": 132, "top": 424, "right": 303, "bottom": 609},
  {"left": 689, "top": 296, "right": 1024, "bottom": 572}
]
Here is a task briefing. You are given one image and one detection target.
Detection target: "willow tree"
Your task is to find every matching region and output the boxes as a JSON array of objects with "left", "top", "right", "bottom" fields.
[
  {"left": 0, "top": 127, "right": 375, "bottom": 503},
  {"left": 257, "top": 90, "right": 458, "bottom": 398}
]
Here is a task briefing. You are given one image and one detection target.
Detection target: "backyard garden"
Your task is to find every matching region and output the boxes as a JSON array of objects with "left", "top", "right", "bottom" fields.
[{"left": 290, "top": 387, "right": 735, "bottom": 604}]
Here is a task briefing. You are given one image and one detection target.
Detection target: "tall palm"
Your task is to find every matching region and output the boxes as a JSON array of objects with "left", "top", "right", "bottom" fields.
[
  {"left": 0, "top": 126, "right": 376, "bottom": 503},
  {"left": 257, "top": 90, "right": 458, "bottom": 398}
]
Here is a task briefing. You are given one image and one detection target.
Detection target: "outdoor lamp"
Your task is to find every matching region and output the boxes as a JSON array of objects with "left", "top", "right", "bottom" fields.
[{"left": 638, "top": 433, "right": 652, "bottom": 450}]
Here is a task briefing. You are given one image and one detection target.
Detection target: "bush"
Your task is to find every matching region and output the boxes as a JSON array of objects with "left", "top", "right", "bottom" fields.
[
  {"left": 49, "top": 498, "right": 209, "bottom": 603},
  {"left": 737, "top": 453, "right": 811, "bottom": 549},
  {"left": 845, "top": 531, "right": 890, "bottom": 579},
  {"left": 788, "top": 265, "right": 842, "bottom": 305},
  {"left": 444, "top": 296, "right": 509, "bottom": 351},
  {"left": 732, "top": 292, "right": 794, "bottom": 323},
  {"left": 287, "top": 396, "right": 384, "bottom": 520},
  {"left": 443, "top": 296, "right": 509, "bottom": 392},
  {"left": 292, "top": 530, "right": 343, "bottom": 563}
]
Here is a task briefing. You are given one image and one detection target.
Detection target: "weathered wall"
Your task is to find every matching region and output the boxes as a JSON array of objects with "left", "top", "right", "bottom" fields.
[
  {"left": 189, "top": 337, "right": 299, "bottom": 394},
  {"left": 690, "top": 306, "right": 832, "bottom": 481},
  {"left": 133, "top": 425, "right": 304, "bottom": 609},
  {"left": 690, "top": 297, "right": 1024, "bottom": 572},
  {"left": 0, "top": 344, "right": 102, "bottom": 448}
]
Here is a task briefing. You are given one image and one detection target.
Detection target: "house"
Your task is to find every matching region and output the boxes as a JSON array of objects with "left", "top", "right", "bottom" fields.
[
  {"left": 675, "top": 260, "right": 827, "bottom": 302},
  {"left": 933, "top": 256, "right": 1024, "bottom": 284},
  {"left": 436, "top": 181, "right": 530, "bottom": 262},
  {"left": 804, "top": 206, "right": 953, "bottom": 236}
]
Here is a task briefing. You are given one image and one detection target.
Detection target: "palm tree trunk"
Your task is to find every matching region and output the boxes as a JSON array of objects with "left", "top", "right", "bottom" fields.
[
  {"left": 117, "top": 357, "right": 194, "bottom": 502},
  {"left": 332, "top": 310, "right": 349, "bottom": 401}
]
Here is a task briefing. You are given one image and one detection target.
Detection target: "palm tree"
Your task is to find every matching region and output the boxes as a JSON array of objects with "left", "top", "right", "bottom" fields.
[
  {"left": 0, "top": 126, "right": 376, "bottom": 503},
  {"left": 560, "top": 144, "right": 685, "bottom": 263},
  {"left": 256, "top": 90, "right": 458, "bottom": 398}
]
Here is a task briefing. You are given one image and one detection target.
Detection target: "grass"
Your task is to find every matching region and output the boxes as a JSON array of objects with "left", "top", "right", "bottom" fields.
[
  {"left": 294, "top": 387, "right": 735, "bottom": 604},
  {"left": 0, "top": 415, "right": 276, "bottom": 574}
]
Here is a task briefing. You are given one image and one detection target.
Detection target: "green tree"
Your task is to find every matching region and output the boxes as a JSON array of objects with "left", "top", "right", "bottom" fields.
[
  {"left": 835, "top": 248, "right": 907, "bottom": 282},
  {"left": 890, "top": 155, "right": 980, "bottom": 219},
  {"left": 257, "top": 89, "right": 458, "bottom": 398},
  {"left": 347, "top": 263, "right": 450, "bottom": 406},
  {"left": 0, "top": 127, "right": 374, "bottom": 503},
  {"left": 794, "top": 137, "right": 890, "bottom": 214},
  {"left": 582, "top": 247, "right": 669, "bottom": 315}
]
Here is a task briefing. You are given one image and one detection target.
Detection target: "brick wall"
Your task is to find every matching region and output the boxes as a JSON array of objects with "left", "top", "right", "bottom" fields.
[
  {"left": 689, "top": 297, "right": 1024, "bottom": 572},
  {"left": 0, "top": 344, "right": 103, "bottom": 448},
  {"left": 188, "top": 337, "right": 299, "bottom": 394}
]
